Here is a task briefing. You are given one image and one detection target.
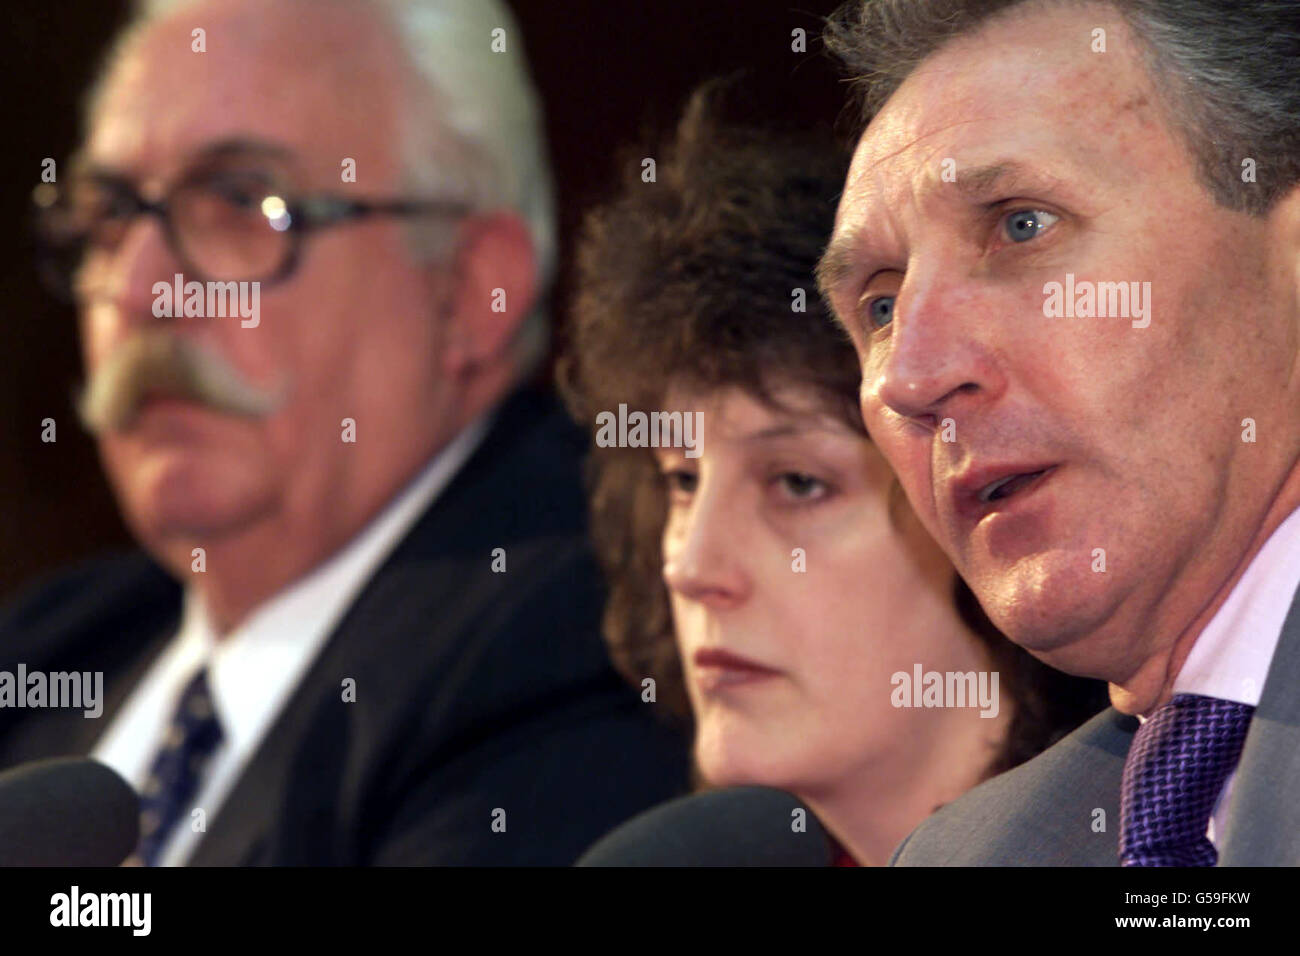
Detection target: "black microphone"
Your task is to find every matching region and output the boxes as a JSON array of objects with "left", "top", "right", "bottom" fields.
[
  {"left": 0, "top": 757, "right": 139, "bottom": 866},
  {"left": 577, "top": 786, "right": 836, "bottom": 866}
]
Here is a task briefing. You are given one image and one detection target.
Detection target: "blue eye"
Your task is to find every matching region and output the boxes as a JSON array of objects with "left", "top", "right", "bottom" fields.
[
  {"left": 867, "top": 295, "right": 895, "bottom": 329},
  {"left": 1003, "top": 208, "right": 1059, "bottom": 243}
]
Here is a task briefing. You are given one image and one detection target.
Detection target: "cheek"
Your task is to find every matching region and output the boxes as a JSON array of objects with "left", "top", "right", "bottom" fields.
[
  {"left": 667, "top": 591, "right": 696, "bottom": 649},
  {"left": 810, "top": 485, "right": 958, "bottom": 645},
  {"left": 874, "top": 447, "right": 934, "bottom": 538},
  {"left": 661, "top": 510, "right": 685, "bottom": 559},
  {"left": 229, "top": 291, "right": 368, "bottom": 409},
  {"left": 79, "top": 304, "right": 124, "bottom": 372},
  {"left": 860, "top": 404, "right": 926, "bottom": 501},
  {"left": 310, "top": 226, "right": 423, "bottom": 315},
  {"left": 207, "top": 324, "right": 287, "bottom": 391},
  {"left": 667, "top": 598, "right": 712, "bottom": 718},
  {"left": 659, "top": 516, "right": 690, "bottom": 591},
  {"left": 804, "top": 530, "right": 912, "bottom": 660}
]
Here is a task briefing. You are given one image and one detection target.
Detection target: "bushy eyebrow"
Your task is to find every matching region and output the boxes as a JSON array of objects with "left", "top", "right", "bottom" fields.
[
  {"left": 816, "top": 159, "right": 1068, "bottom": 316},
  {"left": 951, "top": 160, "right": 1065, "bottom": 204},
  {"left": 189, "top": 137, "right": 296, "bottom": 167},
  {"left": 73, "top": 136, "right": 297, "bottom": 183},
  {"left": 815, "top": 224, "right": 868, "bottom": 324}
]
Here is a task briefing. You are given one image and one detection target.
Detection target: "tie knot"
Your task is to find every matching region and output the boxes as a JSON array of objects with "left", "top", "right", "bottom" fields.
[
  {"left": 172, "top": 667, "right": 222, "bottom": 748},
  {"left": 1119, "top": 693, "right": 1255, "bottom": 867}
]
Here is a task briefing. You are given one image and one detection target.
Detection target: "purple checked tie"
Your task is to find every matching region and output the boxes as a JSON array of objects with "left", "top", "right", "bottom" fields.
[{"left": 1119, "top": 693, "right": 1255, "bottom": 867}]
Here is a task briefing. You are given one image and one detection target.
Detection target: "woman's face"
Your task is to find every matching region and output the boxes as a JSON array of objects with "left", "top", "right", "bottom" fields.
[{"left": 658, "top": 384, "right": 993, "bottom": 795}]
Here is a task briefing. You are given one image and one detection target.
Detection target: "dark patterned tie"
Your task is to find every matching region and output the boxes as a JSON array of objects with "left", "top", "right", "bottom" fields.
[
  {"left": 1119, "top": 693, "right": 1255, "bottom": 867},
  {"left": 125, "top": 667, "right": 224, "bottom": 867}
]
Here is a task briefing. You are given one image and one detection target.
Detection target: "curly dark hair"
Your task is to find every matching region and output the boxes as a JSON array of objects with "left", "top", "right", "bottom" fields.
[{"left": 559, "top": 80, "right": 1108, "bottom": 775}]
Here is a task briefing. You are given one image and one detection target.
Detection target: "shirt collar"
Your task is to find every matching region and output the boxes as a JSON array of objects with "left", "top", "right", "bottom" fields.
[
  {"left": 1171, "top": 503, "right": 1300, "bottom": 707},
  {"left": 183, "top": 412, "right": 493, "bottom": 752}
]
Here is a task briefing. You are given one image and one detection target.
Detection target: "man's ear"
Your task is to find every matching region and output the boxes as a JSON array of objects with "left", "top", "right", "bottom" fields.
[{"left": 438, "top": 211, "right": 538, "bottom": 378}]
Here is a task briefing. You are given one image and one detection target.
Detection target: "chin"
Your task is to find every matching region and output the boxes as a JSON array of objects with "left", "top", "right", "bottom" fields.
[
  {"left": 974, "top": 549, "right": 1120, "bottom": 664},
  {"left": 114, "top": 449, "right": 273, "bottom": 543},
  {"left": 693, "top": 723, "right": 812, "bottom": 793}
]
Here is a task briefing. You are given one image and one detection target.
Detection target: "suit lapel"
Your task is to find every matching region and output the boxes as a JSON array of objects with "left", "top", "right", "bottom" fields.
[
  {"left": 184, "top": 482, "right": 487, "bottom": 865},
  {"left": 893, "top": 704, "right": 1133, "bottom": 865},
  {"left": 1022, "top": 707, "right": 1132, "bottom": 866},
  {"left": 1219, "top": 577, "right": 1300, "bottom": 865},
  {"left": 186, "top": 389, "right": 570, "bottom": 865}
]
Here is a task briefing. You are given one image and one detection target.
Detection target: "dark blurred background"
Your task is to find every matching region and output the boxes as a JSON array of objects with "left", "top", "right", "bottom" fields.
[{"left": 1, "top": 0, "right": 848, "bottom": 600}]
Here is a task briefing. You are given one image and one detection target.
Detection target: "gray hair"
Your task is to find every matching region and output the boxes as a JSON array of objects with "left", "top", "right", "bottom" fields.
[
  {"left": 824, "top": 0, "right": 1300, "bottom": 214},
  {"left": 112, "top": 0, "right": 556, "bottom": 374}
]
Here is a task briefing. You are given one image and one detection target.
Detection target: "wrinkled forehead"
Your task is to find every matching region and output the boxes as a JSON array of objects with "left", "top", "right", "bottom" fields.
[
  {"left": 85, "top": 0, "right": 409, "bottom": 188},
  {"left": 839, "top": 3, "right": 1170, "bottom": 217}
]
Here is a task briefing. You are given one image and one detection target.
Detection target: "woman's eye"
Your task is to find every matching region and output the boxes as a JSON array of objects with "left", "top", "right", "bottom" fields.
[
  {"left": 661, "top": 469, "right": 698, "bottom": 496},
  {"left": 1002, "top": 208, "right": 1059, "bottom": 243},
  {"left": 775, "top": 472, "right": 828, "bottom": 502},
  {"left": 865, "top": 295, "right": 895, "bottom": 330}
]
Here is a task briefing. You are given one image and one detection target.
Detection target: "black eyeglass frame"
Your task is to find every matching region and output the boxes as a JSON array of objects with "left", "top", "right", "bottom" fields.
[{"left": 32, "top": 169, "right": 475, "bottom": 294}]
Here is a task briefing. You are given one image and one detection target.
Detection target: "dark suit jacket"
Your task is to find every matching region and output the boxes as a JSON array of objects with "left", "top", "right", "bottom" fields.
[
  {"left": 0, "top": 387, "right": 690, "bottom": 864},
  {"left": 890, "top": 577, "right": 1300, "bottom": 866}
]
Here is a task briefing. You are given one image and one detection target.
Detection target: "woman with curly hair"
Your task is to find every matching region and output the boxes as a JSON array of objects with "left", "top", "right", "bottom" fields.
[{"left": 560, "top": 84, "right": 1107, "bottom": 865}]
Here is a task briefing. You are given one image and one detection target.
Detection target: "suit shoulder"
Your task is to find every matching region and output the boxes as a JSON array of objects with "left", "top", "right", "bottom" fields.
[
  {"left": 445, "top": 537, "right": 612, "bottom": 696},
  {"left": 0, "top": 551, "right": 177, "bottom": 640},
  {"left": 893, "top": 707, "right": 1134, "bottom": 866}
]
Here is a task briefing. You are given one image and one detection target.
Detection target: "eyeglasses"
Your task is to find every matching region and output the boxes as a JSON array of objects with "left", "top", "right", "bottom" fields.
[{"left": 32, "top": 165, "right": 473, "bottom": 300}]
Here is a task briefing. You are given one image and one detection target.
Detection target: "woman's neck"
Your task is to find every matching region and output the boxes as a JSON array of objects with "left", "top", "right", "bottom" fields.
[{"left": 802, "top": 695, "right": 1015, "bottom": 866}]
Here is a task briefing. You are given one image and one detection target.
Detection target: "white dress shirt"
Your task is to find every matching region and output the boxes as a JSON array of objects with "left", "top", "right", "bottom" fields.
[
  {"left": 1152, "top": 503, "right": 1300, "bottom": 849},
  {"left": 93, "top": 415, "right": 491, "bottom": 865}
]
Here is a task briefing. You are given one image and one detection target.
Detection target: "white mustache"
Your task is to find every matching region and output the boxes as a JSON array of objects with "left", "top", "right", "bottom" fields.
[{"left": 77, "top": 331, "right": 284, "bottom": 434}]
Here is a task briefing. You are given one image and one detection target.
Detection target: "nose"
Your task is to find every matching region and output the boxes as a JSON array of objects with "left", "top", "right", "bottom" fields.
[
  {"left": 82, "top": 212, "right": 183, "bottom": 327},
  {"left": 869, "top": 267, "right": 1005, "bottom": 429},
  {"left": 661, "top": 478, "right": 750, "bottom": 610}
]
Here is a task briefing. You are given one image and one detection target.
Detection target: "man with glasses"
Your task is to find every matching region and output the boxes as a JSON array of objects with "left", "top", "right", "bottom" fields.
[{"left": 3, "top": 0, "right": 687, "bottom": 865}]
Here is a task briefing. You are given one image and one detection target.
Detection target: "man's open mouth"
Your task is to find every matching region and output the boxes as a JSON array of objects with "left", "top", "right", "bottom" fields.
[{"left": 979, "top": 468, "right": 1052, "bottom": 503}]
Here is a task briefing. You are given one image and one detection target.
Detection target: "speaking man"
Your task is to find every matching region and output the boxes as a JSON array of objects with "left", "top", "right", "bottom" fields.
[{"left": 819, "top": 0, "right": 1300, "bottom": 865}]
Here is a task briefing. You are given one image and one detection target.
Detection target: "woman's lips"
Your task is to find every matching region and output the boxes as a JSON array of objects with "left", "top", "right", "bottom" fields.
[{"left": 691, "top": 648, "right": 781, "bottom": 692}]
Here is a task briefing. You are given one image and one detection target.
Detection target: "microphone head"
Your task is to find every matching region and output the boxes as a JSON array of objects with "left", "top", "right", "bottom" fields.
[
  {"left": 577, "top": 786, "right": 835, "bottom": 866},
  {"left": 0, "top": 757, "right": 139, "bottom": 866}
]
